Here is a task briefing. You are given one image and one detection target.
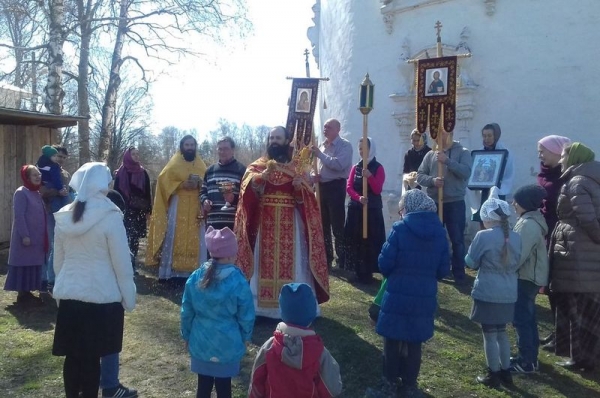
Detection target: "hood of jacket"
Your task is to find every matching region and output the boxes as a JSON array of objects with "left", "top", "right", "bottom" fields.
[
  {"left": 520, "top": 210, "right": 549, "bottom": 236},
  {"left": 271, "top": 322, "right": 323, "bottom": 370},
  {"left": 563, "top": 160, "right": 600, "bottom": 185},
  {"left": 401, "top": 211, "right": 444, "bottom": 240},
  {"left": 54, "top": 196, "right": 122, "bottom": 237}
]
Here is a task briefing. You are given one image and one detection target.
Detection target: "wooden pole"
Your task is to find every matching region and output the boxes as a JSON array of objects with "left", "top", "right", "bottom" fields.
[
  {"left": 362, "top": 114, "right": 368, "bottom": 239},
  {"left": 312, "top": 125, "right": 320, "bottom": 205},
  {"left": 435, "top": 21, "right": 444, "bottom": 221}
]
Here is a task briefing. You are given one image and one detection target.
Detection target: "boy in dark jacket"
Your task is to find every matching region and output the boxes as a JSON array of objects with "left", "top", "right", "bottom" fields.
[{"left": 249, "top": 283, "right": 342, "bottom": 398}]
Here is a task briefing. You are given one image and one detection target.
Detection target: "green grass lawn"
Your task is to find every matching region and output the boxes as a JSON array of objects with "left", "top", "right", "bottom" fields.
[{"left": 1, "top": 251, "right": 599, "bottom": 397}]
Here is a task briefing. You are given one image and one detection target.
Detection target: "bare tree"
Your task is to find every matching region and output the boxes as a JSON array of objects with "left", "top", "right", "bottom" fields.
[
  {"left": 96, "top": 0, "right": 251, "bottom": 162},
  {"left": 44, "top": 0, "right": 67, "bottom": 114},
  {"left": 73, "top": 0, "right": 107, "bottom": 163}
]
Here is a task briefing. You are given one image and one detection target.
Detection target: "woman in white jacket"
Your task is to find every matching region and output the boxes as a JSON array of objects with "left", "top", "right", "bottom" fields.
[{"left": 52, "top": 162, "right": 136, "bottom": 398}]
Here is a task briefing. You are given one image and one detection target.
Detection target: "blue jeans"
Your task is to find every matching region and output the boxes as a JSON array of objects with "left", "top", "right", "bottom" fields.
[
  {"left": 442, "top": 200, "right": 466, "bottom": 278},
  {"left": 513, "top": 279, "right": 540, "bottom": 363},
  {"left": 44, "top": 212, "right": 56, "bottom": 284},
  {"left": 100, "top": 353, "right": 120, "bottom": 390}
]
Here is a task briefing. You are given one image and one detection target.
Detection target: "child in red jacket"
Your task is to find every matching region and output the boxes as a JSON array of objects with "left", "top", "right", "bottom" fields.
[{"left": 248, "top": 283, "right": 342, "bottom": 398}]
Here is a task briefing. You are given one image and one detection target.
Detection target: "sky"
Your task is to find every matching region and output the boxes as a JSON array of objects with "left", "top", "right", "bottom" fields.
[{"left": 149, "top": 0, "right": 319, "bottom": 137}]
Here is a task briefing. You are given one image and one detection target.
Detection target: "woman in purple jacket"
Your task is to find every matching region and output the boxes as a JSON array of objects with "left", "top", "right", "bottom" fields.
[{"left": 4, "top": 165, "right": 47, "bottom": 304}]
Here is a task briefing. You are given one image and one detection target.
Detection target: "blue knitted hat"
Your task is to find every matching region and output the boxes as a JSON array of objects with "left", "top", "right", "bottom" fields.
[{"left": 279, "top": 283, "right": 317, "bottom": 327}]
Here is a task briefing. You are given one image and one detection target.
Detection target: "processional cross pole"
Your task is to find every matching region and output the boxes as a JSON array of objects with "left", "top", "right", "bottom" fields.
[
  {"left": 304, "top": 49, "right": 311, "bottom": 78},
  {"left": 406, "top": 21, "right": 472, "bottom": 221},
  {"left": 435, "top": 20, "right": 445, "bottom": 219},
  {"left": 359, "top": 74, "right": 374, "bottom": 239}
]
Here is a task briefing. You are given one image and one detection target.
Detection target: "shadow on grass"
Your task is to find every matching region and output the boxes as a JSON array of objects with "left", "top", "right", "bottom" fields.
[
  {"left": 508, "top": 363, "right": 600, "bottom": 397},
  {"left": 438, "top": 273, "right": 474, "bottom": 295},
  {"left": 4, "top": 296, "right": 57, "bottom": 332},
  {"left": 0, "top": 342, "right": 62, "bottom": 394},
  {"left": 133, "top": 269, "right": 185, "bottom": 306},
  {"left": 329, "top": 268, "right": 382, "bottom": 297}
]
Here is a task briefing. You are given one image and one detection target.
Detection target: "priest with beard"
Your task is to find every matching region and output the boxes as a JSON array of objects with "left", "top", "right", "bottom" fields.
[
  {"left": 146, "top": 135, "right": 207, "bottom": 282},
  {"left": 235, "top": 126, "right": 330, "bottom": 318}
]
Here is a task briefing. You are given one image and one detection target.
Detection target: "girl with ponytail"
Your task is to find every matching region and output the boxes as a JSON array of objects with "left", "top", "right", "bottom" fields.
[{"left": 465, "top": 187, "right": 522, "bottom": 387}]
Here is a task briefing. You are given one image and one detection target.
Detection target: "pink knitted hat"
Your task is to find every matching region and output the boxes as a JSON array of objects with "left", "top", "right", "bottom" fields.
[
  {"left": 538, "top": 135, "right": 571, "bottom": 155},
  {"left": 205, "top": 226, "right": 238, "bottom": 258}
]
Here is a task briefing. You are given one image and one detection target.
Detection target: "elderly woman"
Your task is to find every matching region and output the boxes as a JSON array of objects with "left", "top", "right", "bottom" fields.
[
  {"left": 4, "top": 165, "right": 47, "bottom": 304},
  {"left": 551, "top": 142, "right": 600, "bottom": 372},
  {"left": 114, "top": 147, "right": 152, "bottom": 274},
  {"left": 344, "top": 137, "right": 386, "bottom": 283},
  {"left": 373, "top": 189, "right": 450, "bottom": 397},
  {"left": 52, "top": 162, "right": 136, "bottom": 398}
]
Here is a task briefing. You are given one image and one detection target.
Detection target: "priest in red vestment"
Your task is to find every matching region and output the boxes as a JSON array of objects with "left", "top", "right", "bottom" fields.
[{"left": 235, "top": 126, "right": 329, "bottom": 318}]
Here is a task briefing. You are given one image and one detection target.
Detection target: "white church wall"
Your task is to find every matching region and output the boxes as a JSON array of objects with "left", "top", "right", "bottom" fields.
[{"left": 312, "top": 0, "right": 600, "bottom": 203}]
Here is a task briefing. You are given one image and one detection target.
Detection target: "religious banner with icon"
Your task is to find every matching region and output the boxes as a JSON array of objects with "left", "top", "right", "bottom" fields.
[
  {"left": 286, "top": 78, "right": 320, "bottom": 149},
  {"left": 415, "top": 56, "right": 457, "bottom": 139}
]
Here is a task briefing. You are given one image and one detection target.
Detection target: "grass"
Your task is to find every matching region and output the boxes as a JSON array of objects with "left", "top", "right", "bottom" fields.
[{"left": 1, "top": 247, "right": 599, "bottom": 397}]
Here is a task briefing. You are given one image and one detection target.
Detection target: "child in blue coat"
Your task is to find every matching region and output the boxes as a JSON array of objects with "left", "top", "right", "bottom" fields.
[
  {"left": 181, "top": 226, "right": 255, "bottom": 398},
  {"left": 466, "top": 188, "right": 521, "bottom": 387},
  {"left": 36, "top": 145, "right": 69, "bottom": 212}
]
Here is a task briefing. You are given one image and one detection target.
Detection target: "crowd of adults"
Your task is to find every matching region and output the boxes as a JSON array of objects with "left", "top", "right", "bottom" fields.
[{"left": 2, "top": 119, "right": 600, "bottom": 397}]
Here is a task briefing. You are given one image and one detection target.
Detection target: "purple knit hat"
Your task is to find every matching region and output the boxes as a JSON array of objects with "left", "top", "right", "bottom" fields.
[
  {"left": 205, "top": 226, "right": 238, "bottom": 258},
  {"left": 538, "top": 135, "right": 571, "bottom": 155}
]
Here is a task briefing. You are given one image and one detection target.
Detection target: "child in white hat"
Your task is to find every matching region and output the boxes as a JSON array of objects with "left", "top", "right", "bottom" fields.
[{"left": 465, "top": 188, "right": 522, "bottom": 387}]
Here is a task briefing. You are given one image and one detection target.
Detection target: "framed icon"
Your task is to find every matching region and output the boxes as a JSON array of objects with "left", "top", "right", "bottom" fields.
[{"left": 468, "top": 149, "right": 509, "bottom": 190}]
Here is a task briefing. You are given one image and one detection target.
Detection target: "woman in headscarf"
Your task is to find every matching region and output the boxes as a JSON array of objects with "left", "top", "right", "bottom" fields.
[
  {"left": 551, "top": 142, "right": 600, "bottom": 372},
  {"left": 344, "top": 137, "right": 387, "bottom": 283},
  {"left": 469, "top": 123, "right": 515, "bottom": 228},
  {"left": 4, "top": 165, "right": 47, "bottom": 304},
  {"left": 52, "top": 162, "right": 136, "bottom": 398},
  {"left": 371, "top": 189, "right": 449, "bottom": 397},
  {"left": 536, "top": 134, "right": 571, "bottom": 350},
  {"left": 114, "top": 147, "right": 152, "bottom": 273}
]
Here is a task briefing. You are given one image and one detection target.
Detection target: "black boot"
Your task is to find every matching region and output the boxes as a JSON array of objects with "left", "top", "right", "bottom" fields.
[
  {"left": 476, "top": 368, "right": 500, "bottom": 387},
  {"left": 499, "top": 369, "right": 513, "bottom": 386}
]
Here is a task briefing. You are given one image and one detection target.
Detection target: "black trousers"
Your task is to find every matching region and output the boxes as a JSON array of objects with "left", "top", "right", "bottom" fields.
[
  {"left": 319, "top": 179, "right": 347, "bottom": 267},
  {"left": 197, "top": 374, "right": 231, "bottom": 398},
  {"left": 63, "top": 355, "right": 101, "bottom": 398},
  {"left": 383, "top": 339, "right": 422, "bottom": 386}
]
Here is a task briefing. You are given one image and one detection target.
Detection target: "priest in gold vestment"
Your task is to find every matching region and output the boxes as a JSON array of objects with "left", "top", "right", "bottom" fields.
[
  {"left": 146, "top": 135, "right": 207, "bottom": 280},
  {"left": 235, "top": 126, "right": 329, "bottom": 318}
]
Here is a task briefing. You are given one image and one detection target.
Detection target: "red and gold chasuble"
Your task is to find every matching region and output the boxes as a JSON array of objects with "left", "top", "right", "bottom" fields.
[{"left": 235, "top": 157, "right": 329, "bottom": 307}]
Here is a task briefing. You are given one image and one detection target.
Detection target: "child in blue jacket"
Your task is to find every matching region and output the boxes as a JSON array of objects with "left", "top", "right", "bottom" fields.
[
  {"left": 466, "top": 188, "right": 521, "bottom": 387},
  {"left": 37, "top": 145, "right": 69, "bottom": 212},
  {"left": 181, "top": 226, "right": 255, "bottom": 398}
]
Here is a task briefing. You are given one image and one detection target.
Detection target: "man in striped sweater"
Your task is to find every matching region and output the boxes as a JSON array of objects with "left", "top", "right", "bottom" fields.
[{"left": 201, "top": 136, "right": 247, "bottom": 230}]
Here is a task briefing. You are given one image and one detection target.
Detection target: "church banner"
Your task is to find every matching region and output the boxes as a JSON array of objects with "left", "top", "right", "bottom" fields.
[
  {"left": 286, "top": 78, "right": 320, "bottom": 148},
  {"left": 416, "top": 56, "right": 457, "bottom": 139}
]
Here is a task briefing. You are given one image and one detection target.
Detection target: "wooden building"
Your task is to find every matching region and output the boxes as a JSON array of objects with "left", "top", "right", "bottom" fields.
[{"left": 0, "top": 107, "right": 84, "bottom": 243}]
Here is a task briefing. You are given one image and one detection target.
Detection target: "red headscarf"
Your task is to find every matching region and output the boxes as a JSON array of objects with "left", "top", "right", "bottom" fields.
[
  {"left": 20, "top": 165, "right": 42, "bottom": 191},
  {"left": 115, "top": 147, "right": 146, "bottom": 200}
]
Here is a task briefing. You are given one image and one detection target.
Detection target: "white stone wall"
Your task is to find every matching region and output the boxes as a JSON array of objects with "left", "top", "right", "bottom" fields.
[{"left": 311, "top": 0, "right": 600, "bottom": 199}]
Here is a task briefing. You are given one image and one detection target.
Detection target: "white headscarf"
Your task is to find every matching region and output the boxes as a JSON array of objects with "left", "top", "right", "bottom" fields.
[
  {"left": 69, "top": 162, "right": 112, "bottom": 202},
  {"left": 360, "top": 137, "right": 377, "bottom": 162},
  {"left": 480, "top": 186, "right": 511, "bottom": 222}
]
